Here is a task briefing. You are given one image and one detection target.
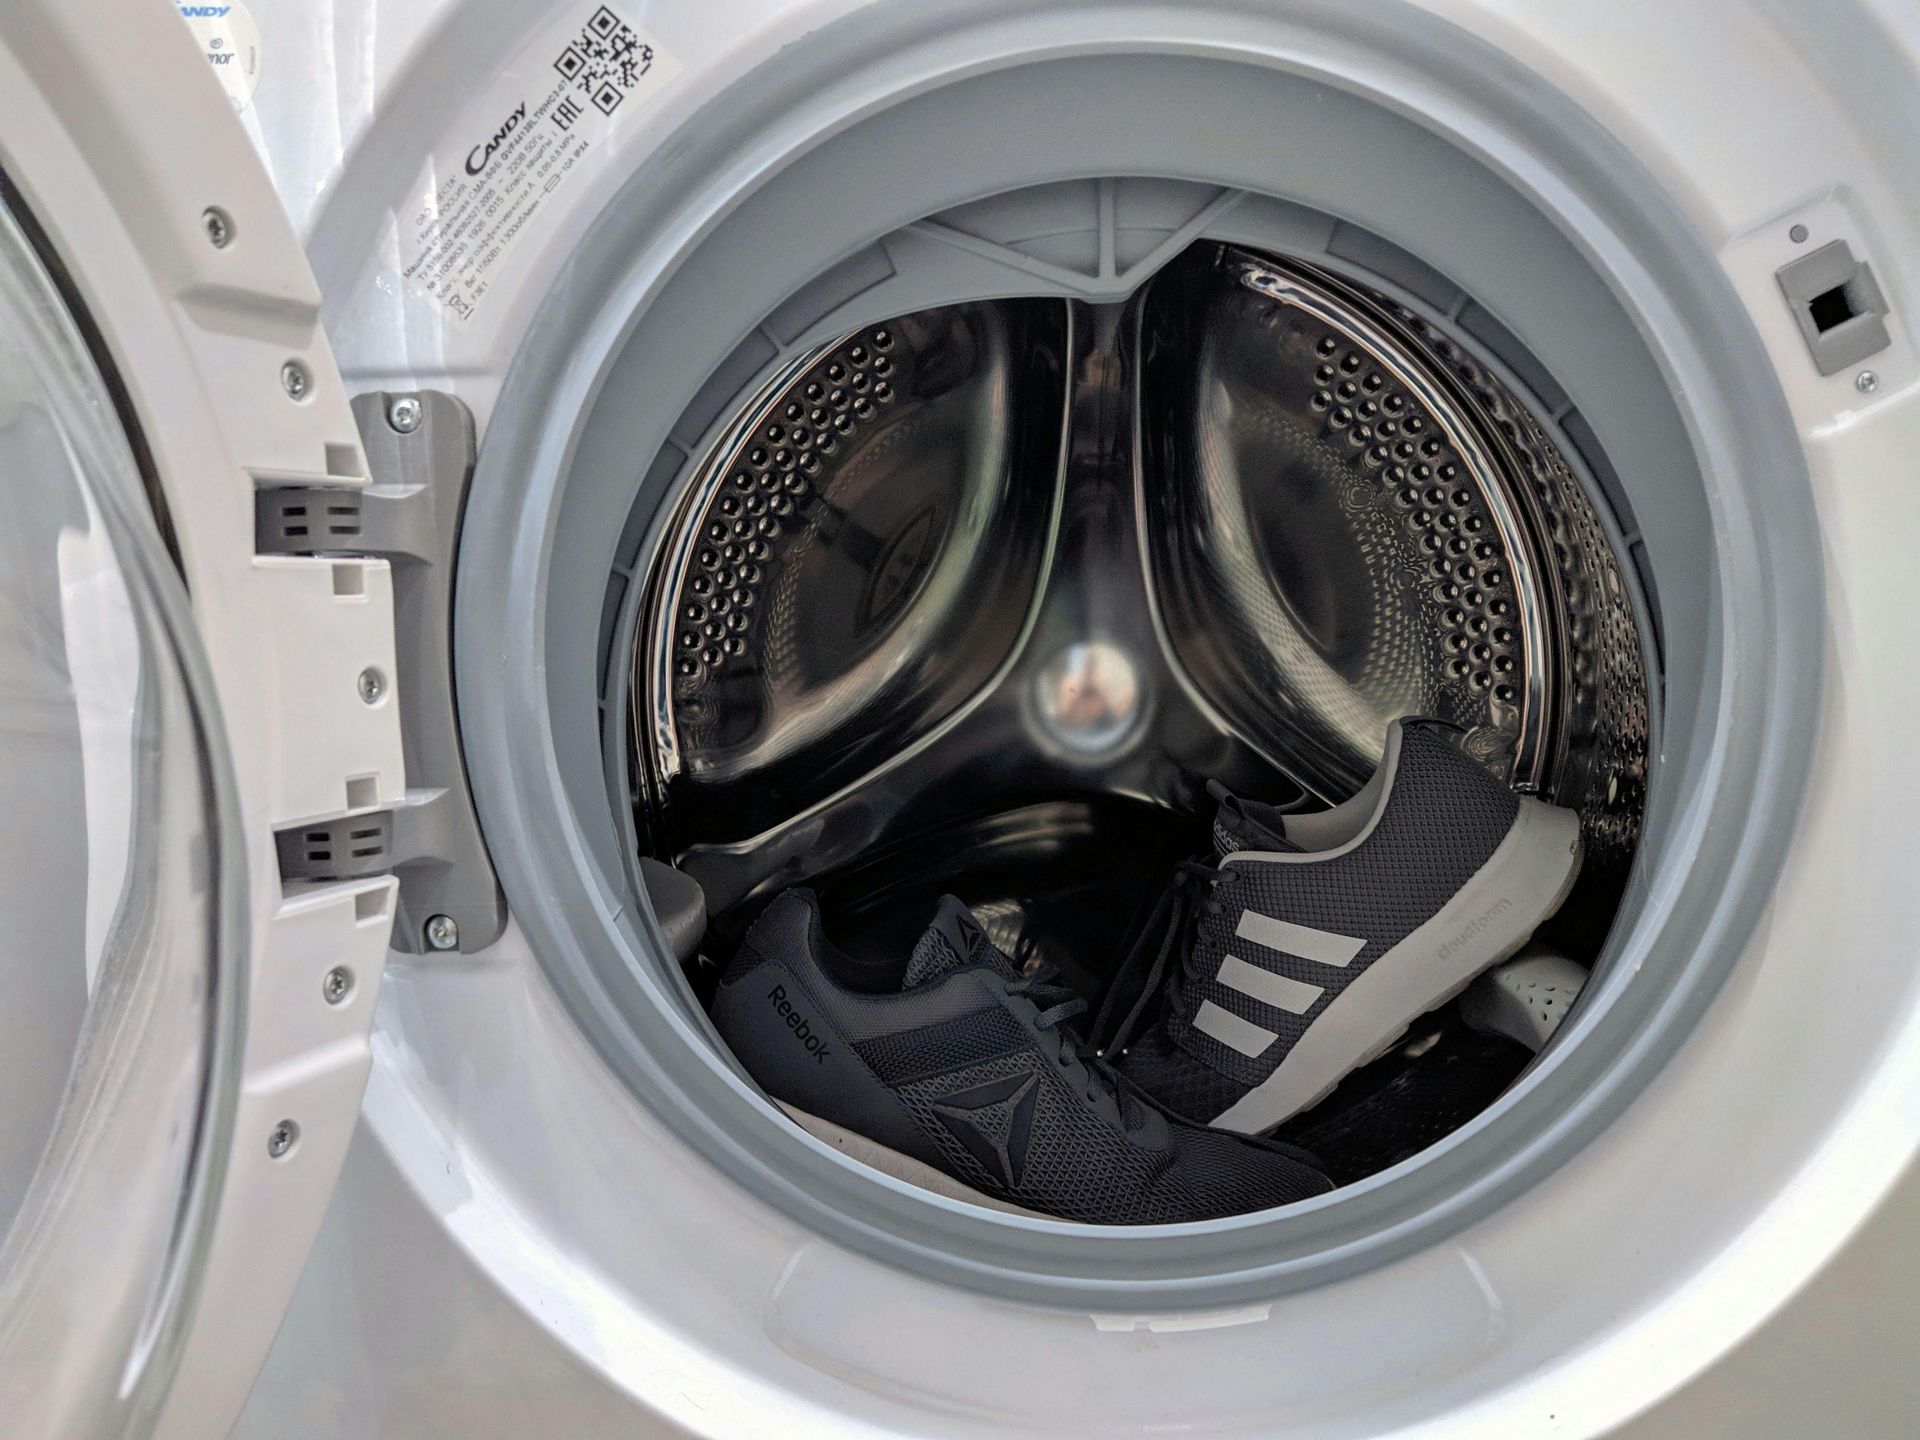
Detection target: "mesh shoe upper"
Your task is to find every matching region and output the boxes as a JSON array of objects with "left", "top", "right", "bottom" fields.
[
  {"left": 1109, "top": 1024, "right": 1249, "bottom": 1127},
  {"left": 711, "top": 890, "right": 1331, "bottom": 1223},
  {"left": 1112, "top": 719, "right": 1524, "bottom": 1116}
]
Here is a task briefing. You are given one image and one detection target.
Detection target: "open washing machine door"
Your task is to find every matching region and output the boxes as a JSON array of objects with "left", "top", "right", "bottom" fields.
[
  {"left": 183, "top": 0, "right": 1920, "bottom": 1435},
  {"left": 0, "top": 2, "right": 400, "bottom": 1436},
  {"left": 10, "top": 0, "right": 1916, "bottom": 1436}
]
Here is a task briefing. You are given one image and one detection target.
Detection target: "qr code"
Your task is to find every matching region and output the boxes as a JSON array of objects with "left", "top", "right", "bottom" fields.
[{"left": 551, "top": 6, "right": 655, "bottom": 117}]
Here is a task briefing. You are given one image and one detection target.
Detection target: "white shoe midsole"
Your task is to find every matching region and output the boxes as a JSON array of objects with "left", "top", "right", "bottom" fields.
[{"left": 776, "top": 1101, "right": 1056, "bottom": 1220}]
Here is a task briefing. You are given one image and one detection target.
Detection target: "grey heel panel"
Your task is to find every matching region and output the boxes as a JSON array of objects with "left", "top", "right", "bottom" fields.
[{"left": 710, "top": 962, "right": 937, "bottom": 1165}]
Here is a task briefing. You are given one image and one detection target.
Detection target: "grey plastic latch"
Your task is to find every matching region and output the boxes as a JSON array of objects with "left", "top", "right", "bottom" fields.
[
  {"left": 255, "top": 488, "right": 364, "bottom": 553},
  {"left": 638, "top": 856, "right": 708, "bottom": 965},
  {"left": 275, "top": 811, "right": 394, "bottom": 882},
  {"left": 1775, "top": 240, "right": 1890, "bottom": 376},
  {"left": 281, "top": 389, "right": 507, "bottom": 955}
]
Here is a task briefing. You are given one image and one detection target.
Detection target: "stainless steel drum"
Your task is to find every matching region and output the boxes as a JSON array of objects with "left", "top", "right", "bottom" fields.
[{"left": 632, "top": 244, "right": 1650, "bottom": 1021}]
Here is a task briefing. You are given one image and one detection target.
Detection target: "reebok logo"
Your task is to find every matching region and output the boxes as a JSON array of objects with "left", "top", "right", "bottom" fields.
[
  {"left": 767, "top": 984, "right": 832, "bottom": 1063},
  {"left": 1437, "top": 897, "right": 1513, "bottom": 960},
  {"left": 931, "top": 1072, "right": 1039, "bottom": 1189}
]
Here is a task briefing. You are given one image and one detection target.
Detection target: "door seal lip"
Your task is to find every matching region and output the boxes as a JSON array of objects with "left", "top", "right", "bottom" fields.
[{"left": 449, "top": 0, "right": 1822, "bottom": 1306}]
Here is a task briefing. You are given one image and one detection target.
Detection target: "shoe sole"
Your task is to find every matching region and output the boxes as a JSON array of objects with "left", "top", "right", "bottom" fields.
[
  {"left": 775, "top": 1101, "right": 1057, "bottom": 1220},
  {"left": 1209, "top": 795, "right": 1584, "bottom": 1135}
]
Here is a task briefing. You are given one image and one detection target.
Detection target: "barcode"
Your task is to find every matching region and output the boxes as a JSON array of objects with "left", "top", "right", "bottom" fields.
[{"left": 551, "top": 5, "right": 655, "bottom": 117}]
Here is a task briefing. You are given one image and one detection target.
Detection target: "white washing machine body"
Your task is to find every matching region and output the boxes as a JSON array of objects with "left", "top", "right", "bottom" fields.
[{"left": 3, "top": 1, "right": 1918, "bottom": 1437}]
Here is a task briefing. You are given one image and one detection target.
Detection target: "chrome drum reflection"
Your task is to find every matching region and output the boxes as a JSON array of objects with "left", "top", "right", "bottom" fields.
[
  {"left": 634, "top": 244, "right": 1648, "bottom": 972},
  {"left": 1031, "top": 641, "right": 1144, "bottom": 759},
  {"left": 1139, "top": 250, "right": 1647, "bottom": 908},
  {"left": 643, "top": 303, "right": 1067, "bottom": 849}
]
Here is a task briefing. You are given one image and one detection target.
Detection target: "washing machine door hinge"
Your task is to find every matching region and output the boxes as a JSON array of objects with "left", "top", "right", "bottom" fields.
[{"left": 261, "top": 390, "right": 505, "bottom": 954}]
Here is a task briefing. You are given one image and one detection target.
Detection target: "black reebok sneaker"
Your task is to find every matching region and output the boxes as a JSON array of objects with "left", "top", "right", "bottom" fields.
[
  {"left": 709, "top": 889, "right": 1333, "bottom": 1224},
  {"left": 1098, "top": 718, "right": 1583, "bottom": 1134}
]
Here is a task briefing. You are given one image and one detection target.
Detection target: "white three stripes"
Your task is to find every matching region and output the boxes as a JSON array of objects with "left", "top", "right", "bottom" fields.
[{"left": 1192, "top": 911, "right": 1365, "bottom": 1059}]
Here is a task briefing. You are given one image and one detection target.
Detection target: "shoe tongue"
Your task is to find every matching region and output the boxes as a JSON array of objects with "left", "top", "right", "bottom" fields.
[
  {"left": 1206, "top": 779, "right": 1300, "bottom": 857},
  {"left": 904, "top": 895, "right": 1020, "bottom": 987}
]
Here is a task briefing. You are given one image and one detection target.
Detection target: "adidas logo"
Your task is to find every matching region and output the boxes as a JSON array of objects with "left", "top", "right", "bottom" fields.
[
  {"left": 766, "top": 983, "right": 833, "bottom": 1063},
  {"left": 1191, "top": 911, "right": 1363, "bottom": 1060}
]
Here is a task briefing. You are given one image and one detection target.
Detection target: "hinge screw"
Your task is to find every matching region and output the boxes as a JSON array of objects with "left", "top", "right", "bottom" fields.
[
  {"left": 203, "top": 207, "right": 232, "bottom": 248},
  {"left": 387, "top": 395, "right": 423, "bottom": 433},
  {"left": 281, "top": 360, "right": 311, "bottom": 401},
  {"left": 267, "top": 1120, "right": 300, "bottom": 1159},
  {"left": 425, "top": 914, "right": 460, "bottom": 951},
  {"left": 322, "top": 967, "right": 354, "bottom": 1005},
  {"left": 358, "top": 667, "right": 386, "bottom": 704},
  {"left": 1856, "top": 370, "right": 1880, "bottom": 394}
]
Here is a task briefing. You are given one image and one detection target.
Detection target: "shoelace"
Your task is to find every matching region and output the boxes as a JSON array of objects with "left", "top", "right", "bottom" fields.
[
  {"left": 1007, "top": 960, "right": 1144, "bottom": 1128},
  {"left": 1090, "top": 857, "right": 1239, "bottom": 1059}
]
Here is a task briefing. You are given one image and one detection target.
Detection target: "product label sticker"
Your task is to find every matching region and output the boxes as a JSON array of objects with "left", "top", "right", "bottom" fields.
[
  {"left": 175, "top": 1, "right": 262, "bottom": 111},
  {"left": 399, "top": 2, "right": 679, "bottom": 325}
]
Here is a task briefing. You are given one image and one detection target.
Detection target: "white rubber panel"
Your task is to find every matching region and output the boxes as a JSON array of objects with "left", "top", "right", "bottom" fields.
[
  {"left": 1462, "top": 947, "right": 1591, "bottom": 1053},
  {"left": 1212, "top": 798, "right": 1583, "bottom": 1133}
]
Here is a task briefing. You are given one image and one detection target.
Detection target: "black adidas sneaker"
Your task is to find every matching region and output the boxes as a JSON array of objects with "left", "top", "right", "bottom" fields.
[
  {"left": 1097, "top": 718, "right": 1582, "bottom": 1134},
  {"left": 709, "top": 889, "right": 1332, "bottom": 1224}
]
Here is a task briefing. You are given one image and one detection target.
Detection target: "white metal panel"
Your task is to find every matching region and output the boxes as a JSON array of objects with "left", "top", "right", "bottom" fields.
[{"left": 220, "top": 0, "right": 1920, "bottom": 1436}]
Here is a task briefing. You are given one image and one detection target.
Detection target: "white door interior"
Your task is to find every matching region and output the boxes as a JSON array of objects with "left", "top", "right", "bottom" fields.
[{"left": 0, "top": 3, "right": 402, "bottom": 1436}]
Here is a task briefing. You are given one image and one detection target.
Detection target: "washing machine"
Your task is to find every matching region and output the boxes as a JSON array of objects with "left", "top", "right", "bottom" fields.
[{"left": 2, "top": 0, "right": 1917, "bottom": 1434}]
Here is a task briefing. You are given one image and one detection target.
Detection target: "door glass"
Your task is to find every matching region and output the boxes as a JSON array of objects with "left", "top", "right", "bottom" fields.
[{"left": 0, "top": 184, "right": 239, "bottom": 1439}]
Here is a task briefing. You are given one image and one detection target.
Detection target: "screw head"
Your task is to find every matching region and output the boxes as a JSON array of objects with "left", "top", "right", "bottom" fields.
[
  {"left": 267, "top": 1120, "right": 300, "bottom": 1159},
  {"left": 1856, "top": 370, "right": 1880, "bottom": 394},
  {"left": 281, "top": 360, "right": 310, "bottom": 401},
  {"left": 203, "top": 206, "right": 232, "bottom": 248},
  {"left": 387, "top": 395, "right": 423, "bottom": 433},
  {"left": 323, "top": 967, "right": 354, "bottom": 1005},
  {"left": 425, "top": 914, "right": 460, "bottom": 951},
  {"left": 357, "top": 667, "right": 385, "bottom": 704}
]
